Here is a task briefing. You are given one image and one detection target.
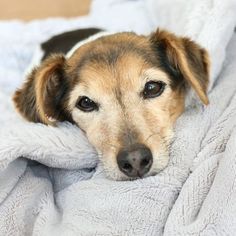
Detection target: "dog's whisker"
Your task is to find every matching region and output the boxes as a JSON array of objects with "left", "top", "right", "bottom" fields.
[{"left": 144, "top": 132, "right": 161, "bottom": 143}]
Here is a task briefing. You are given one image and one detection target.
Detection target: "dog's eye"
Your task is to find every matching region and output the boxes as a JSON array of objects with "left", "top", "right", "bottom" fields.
[
  {"left": 76, "top": 96, "right": 98, "bottom": 112},
  {"left": 143, "top": 81, "right": 166, "bottom": 99}
]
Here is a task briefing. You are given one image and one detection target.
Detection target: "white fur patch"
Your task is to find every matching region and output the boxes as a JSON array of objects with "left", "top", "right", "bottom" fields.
[{"left": 66, "top": 31, "right": 114, "bottom": 58}]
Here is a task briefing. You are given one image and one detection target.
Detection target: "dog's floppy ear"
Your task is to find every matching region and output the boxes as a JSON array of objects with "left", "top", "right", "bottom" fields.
[
  {"left": 150, "top": 29, "right": 210, "bottom": 105},
  {"left": 13, "top": 54, "right": 71, "bottom": 125}
]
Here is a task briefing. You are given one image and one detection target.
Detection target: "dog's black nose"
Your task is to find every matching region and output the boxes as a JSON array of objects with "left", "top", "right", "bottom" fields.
[{"left": 117, "top": 144, "right": 153, "bottom": 178}]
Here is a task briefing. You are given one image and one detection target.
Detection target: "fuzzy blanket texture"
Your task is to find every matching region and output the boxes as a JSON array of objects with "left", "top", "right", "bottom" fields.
[{"left": 0, "top": 0, "right": 236, "bottom": 235}]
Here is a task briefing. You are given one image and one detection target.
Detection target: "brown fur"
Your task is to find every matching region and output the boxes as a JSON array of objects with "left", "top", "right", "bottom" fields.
[
  {"left": 13, "top": 28, "right": 210, "bottom": 180},
  {"left": 14, "top": 55, "right": 73, "bottom": 125},
  {"left": 150, "top": 29, "right": 210, "bottom": 104}
]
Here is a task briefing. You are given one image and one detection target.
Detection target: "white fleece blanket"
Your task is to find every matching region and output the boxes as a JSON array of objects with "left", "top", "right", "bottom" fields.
[{"left": 0, "top": 0, "right": 236, "bottom": 235}]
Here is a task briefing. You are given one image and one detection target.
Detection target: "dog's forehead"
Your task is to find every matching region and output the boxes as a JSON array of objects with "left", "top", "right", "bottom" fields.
[
  {"left": 78, "top": 53, "right": 148, "bottom": 90},
  {"left": 67, "top": 32, "right": 157, "bottom": 71},
  {"left": 66, "top": 33, "right": 163, "bottom": 92}
]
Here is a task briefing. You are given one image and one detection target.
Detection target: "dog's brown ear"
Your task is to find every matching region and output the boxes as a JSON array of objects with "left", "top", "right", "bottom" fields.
[
  {"left": 150, "top": 29, "right": 210, "bottom": 105},
  {"left": 13, "top": 54, "right": 70, "bottom": 125}
]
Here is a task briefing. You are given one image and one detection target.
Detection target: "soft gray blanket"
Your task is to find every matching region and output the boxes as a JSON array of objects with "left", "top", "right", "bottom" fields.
[{"left": 0, "top": 0, "right": 236, "bottom": 235}]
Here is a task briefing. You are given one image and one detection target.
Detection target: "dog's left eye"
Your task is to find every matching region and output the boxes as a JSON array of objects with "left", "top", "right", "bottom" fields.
[
  {"left": 142, "top": 81, "right": 166, "bottom": 99},
  {"left": 76, "top": 96, "right": 98, "bottom": 112}
]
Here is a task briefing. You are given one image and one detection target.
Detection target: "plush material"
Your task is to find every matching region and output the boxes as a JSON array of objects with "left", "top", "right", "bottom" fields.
[{"left": 0, "top": 0, "right": 236, "bottom": 235}]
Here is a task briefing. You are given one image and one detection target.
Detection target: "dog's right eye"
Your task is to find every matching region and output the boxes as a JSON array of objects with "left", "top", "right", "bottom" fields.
[{"left": 76, "top": 96, "right": 98, "bottom": 112}]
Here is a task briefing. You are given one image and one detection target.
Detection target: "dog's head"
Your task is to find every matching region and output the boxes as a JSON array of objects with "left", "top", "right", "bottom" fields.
[{"left": 13, "top": 29, "right": 210, "bottom": 180}]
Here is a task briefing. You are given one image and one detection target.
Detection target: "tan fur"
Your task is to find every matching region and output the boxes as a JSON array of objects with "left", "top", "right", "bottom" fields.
[
  {"left": 68, "top": 53, "right": 184, "bottom": 179},
  {"left": 35, "top": 55, "right": 66, "bottom": 125},
  {"left": 13, "top": 29, "right": 210, "bottom": 180}
]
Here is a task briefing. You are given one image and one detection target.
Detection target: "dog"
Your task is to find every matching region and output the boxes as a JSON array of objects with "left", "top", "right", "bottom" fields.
[{"left": 13, "top": 28, "right": 210, "bottom": 180}]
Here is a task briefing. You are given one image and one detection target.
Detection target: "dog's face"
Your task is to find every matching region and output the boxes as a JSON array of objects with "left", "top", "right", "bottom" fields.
[{"left": 13, "top": 29, "right": 210, "bottom": 180}]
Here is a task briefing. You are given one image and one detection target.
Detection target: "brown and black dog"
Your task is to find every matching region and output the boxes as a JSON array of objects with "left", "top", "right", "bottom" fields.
[{"left": 13, "top": 28, "right": 210, "bottom": 180}]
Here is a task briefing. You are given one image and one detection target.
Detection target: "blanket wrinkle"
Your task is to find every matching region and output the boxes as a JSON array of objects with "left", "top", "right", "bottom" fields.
[{"left": 0, "top": 0, "right": 236, "bottom": 235}]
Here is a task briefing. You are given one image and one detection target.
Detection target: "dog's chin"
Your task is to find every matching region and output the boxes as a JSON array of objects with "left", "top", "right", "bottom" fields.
[
  {"left": 104, "top": 169, "right": 161, "bottom": 181},
  {"left": 103, "top": 159, "right": 169, "bottom": 181}
]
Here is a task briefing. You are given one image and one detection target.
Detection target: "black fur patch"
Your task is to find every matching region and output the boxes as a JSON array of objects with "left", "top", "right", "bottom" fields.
[
  {"left": 150, "top": 39, "right": 184, "bottom": 90},
  {"left": 41, "top": 28, "right": 102, "bottom": 60}
]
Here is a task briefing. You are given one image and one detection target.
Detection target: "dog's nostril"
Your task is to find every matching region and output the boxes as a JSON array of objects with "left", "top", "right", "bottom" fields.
[
  {"left": 122, "top": 162, "right": 132, "bottom": 171},
  {"left": 141, "top": 157, "right": 150, "bottom": 167}
]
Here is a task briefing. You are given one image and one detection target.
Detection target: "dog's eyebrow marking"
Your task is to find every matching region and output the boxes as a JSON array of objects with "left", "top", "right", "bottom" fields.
[{"left": 142, "top": 68, "right": 170, "bottom": 83}]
